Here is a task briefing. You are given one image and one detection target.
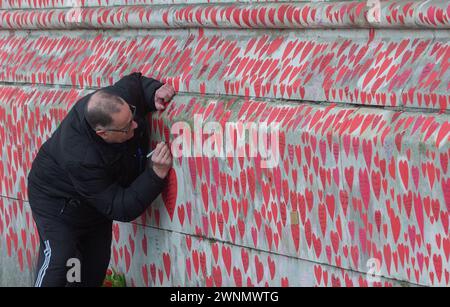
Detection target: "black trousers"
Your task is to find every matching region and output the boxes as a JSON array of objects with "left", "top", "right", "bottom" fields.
[{"left": 29, "top": 195, "right": 112, "bottom": 287}]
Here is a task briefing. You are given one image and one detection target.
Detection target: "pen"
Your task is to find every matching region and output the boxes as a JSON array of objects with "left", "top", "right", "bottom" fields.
[
  {"left": 147, "top": 142, "right": 165, "bottom": 158},
  {"left": 146, "top": 149, "right": 155, "bottom": 159}
]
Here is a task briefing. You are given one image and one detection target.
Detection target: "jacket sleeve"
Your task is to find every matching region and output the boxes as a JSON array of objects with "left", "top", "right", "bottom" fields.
[
  {"left": 66, "top": 162, "right": 166, "bottom": 222},
  {"left": 106, "top": 72, "right": 164, "bottom": 114}
]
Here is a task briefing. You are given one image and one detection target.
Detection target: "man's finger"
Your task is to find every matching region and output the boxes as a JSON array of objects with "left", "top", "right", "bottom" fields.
[
  {"left": 155, "top": 102, "right": 165, "bottom": 110},
  {"left": 154, "top": 143, "right": 162, "bottom": 156},
  {"left": 151, "top": 142, "right": 164, "bottom": 160},
  {"left": 156, "top": 146, "right": 168, "bottom": 159},
  {"left": 161, "top": 150, "right": 172, "bottom": 163},
  {"left": 157, "top": 146, "right": 170, "bottom": 161},
  {"left": 153, "top": 153, "right": 164, "bottom": 164},
  {"left": 161, "top": 85, "right": 175, "bottom": 101},
  {"left": 159, "top": 148, "right": 169, "bottom": 159},
  {"left": 162, "top": 94, "right": 170, "bottom": 101}
]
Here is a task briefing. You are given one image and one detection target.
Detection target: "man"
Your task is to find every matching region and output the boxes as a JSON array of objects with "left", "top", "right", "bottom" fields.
[{"left": 27, "top": 72, "right": 176, "bottom": 287}]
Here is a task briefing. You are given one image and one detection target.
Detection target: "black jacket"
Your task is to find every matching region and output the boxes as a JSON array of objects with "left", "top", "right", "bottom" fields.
[{"left": 28, "top": 72, "right": 166, "bottom": 224}]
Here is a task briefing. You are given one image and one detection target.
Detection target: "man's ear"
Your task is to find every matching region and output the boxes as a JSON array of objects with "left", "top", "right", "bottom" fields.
[{"left": 95, "top": 130, "right": 107, "bottom": 139}]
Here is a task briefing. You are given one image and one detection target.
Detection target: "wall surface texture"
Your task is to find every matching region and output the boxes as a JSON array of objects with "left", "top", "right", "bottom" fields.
[{"left": 0, "top": 0, "right": 449, "bottom": 287}]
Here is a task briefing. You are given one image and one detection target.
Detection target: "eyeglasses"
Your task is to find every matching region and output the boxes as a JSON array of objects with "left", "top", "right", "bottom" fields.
[{"left": 103, "top": 104, "right": 136, "bottom": 134}]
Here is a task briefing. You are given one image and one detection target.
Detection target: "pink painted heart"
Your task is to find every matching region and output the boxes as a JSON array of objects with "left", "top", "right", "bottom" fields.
[
  {"left": 254, "top": 255, "right": 264, "bottom": 284},
  {"left": 177, "top": 204, "right": 185, "bottom": 226},
  {"left": 212, "top": 265, "right": 222, "bottom": 287},
  {"left": 241, "top": 248, "right": 249, "bottom": 273},
  {"left": 318, "top": 203, "right": 327, "bottom": 236},
  {"left": 414, "top": 193, "right": 425, "bottom": 238},
  {"left": 440, "top": 152, "right": 448, "bottom": 174},
  {"left": 291, "top": 223, "right": 300, "bottom": 252},
  {"left": 359, "top": 169, "right": 371, "bottom": 211},
  {"left": 314, "top": 265, "right": 322, "bottom": 286},
  {"left": 433, "top": 254, "right": 443, "bottom": 283},
  {"left": 442, "top": 177, "right": 450, "bottom": 212},
  {"left": 162, "top": 169, "right": 178, "bottom": 220},
  {"left": 163, "top": 252, "right": 171, "bottom": 280},
  {"left": 312, "top": 234, "right": 322, "bottom": 258},
  {"left": 233, "top": 266, "right": 242, "bottom": 287},
  {"left": 268, "top": 256, "right": 276, "bottom": 280}
]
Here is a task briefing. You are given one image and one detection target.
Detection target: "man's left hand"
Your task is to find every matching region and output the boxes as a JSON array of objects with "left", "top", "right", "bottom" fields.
[{"left": 155, "top": 83, "right": 176, "bottom": 110}]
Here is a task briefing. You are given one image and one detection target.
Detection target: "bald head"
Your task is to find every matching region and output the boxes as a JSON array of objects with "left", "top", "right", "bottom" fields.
[{"left": 85, "top": 90, "right": 126, "bottom": 130}]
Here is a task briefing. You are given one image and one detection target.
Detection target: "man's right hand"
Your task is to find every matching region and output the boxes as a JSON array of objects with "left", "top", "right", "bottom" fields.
[{"left": 150, "top": 142, "right": 173, "bottom": 179}]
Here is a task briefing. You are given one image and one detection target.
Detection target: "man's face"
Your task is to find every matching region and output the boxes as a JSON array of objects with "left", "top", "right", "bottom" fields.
[{"left": 96, "top": 103, "right": 138, "bottom": 144}]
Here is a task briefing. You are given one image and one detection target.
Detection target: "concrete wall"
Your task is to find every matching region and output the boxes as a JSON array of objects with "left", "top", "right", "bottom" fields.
[{"left": 0, "top": 0, "right": 449, "bottom": 286}]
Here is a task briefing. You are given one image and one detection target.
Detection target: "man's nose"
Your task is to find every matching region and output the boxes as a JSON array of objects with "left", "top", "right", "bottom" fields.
[{"left": 132, "top": 120, "right": 138, "bottom": 130}]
